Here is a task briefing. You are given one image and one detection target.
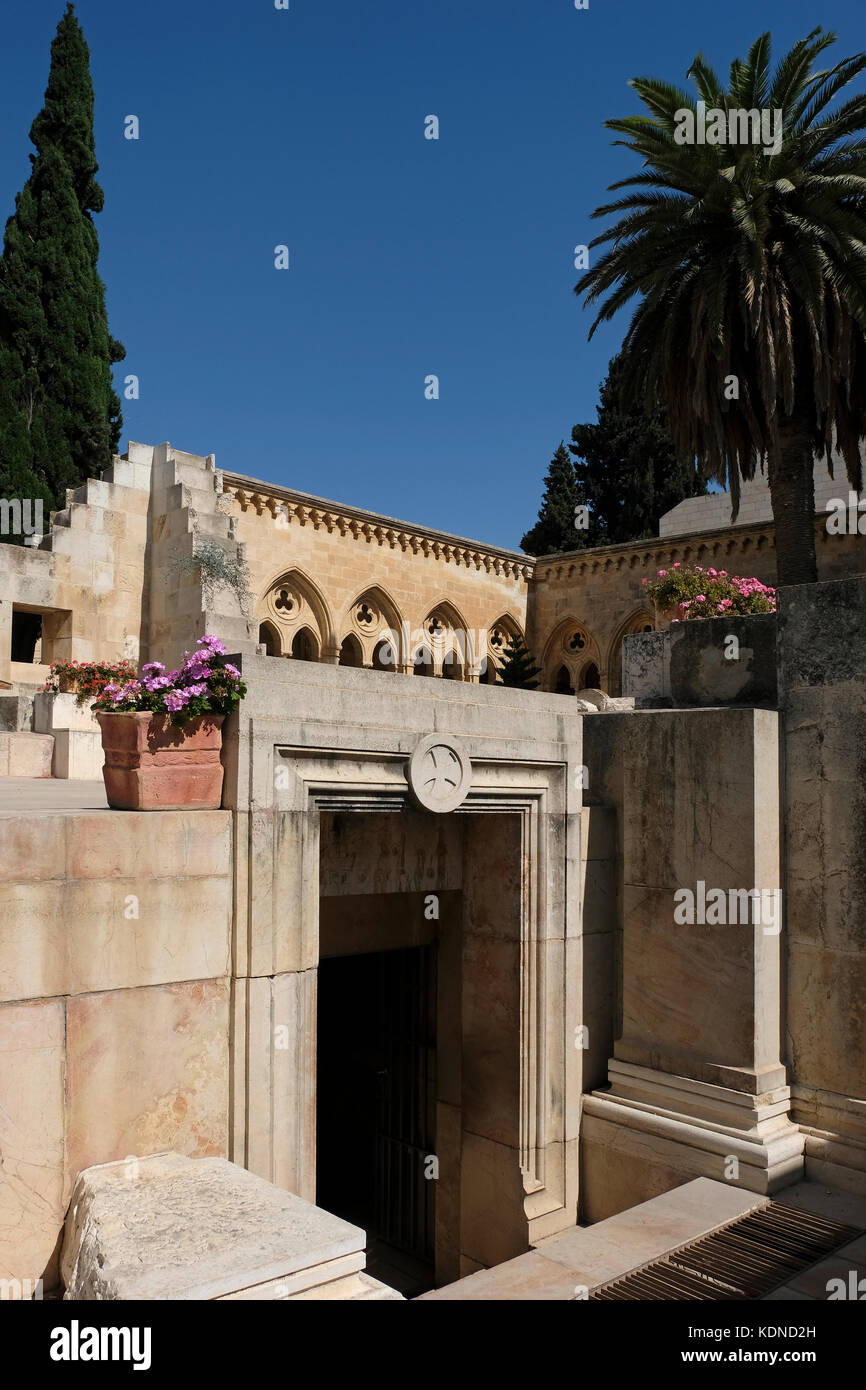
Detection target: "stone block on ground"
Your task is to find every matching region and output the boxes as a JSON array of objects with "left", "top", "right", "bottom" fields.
[
  {"left": 0, "top": 731, "right": 53, "bottom": 777},
  {"left": 61, "top": 1151, "right": 376, "bottom": 1301}
]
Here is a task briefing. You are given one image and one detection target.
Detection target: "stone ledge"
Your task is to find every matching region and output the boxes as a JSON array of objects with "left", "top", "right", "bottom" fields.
[
  {"left": 417, "top": 1177, "right": 766, "bottom": 1299},
  {"left": 61, "top": 1152, "right": 370, "bottom": 1301}
]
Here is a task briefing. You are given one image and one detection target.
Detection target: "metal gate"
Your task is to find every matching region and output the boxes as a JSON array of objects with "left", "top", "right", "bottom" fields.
[{"left": 373, "top": 945, "right": 437, "bottom": 1263}]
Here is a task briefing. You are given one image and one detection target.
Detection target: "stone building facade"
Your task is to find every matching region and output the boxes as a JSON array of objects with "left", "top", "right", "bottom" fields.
[
  {"left": 1, "top": 441, "right": 862, "bottom": 699},
  {"left": 1, "top": 441, "right": 865, "bottom": 1298}
]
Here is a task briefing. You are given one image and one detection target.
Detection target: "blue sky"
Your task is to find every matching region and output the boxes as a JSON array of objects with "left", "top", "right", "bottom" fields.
[{"left": 2, "top": 1, "right": 864, "bottom": 550}]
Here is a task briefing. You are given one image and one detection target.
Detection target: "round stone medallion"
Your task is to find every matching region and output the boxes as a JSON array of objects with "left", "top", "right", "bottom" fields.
[{"left": 408, "top": 734, "right": 472, "bottom": 813}]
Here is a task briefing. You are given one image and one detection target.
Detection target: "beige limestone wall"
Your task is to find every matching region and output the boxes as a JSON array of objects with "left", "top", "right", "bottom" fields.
[
  {"left": 0, "top": 808, "right": 233, "bottom": 1288},
  {"left": 0, "top": 442, "right": 256, "bottom": 687},
  {"left": 528, "top": 518, "right": 865, "bottom": 696},
  {"left": 0, "top": 464, "right": 150, "bottom": 683},
  {"left": 779, "top": 578, "right": 866, "bottom": 1193},
  {"left": 578, "top": 705, "right": 803, "bottom": 1221},
  {"left": 659, "top": 453, "right": 860, "bottom": 538}
]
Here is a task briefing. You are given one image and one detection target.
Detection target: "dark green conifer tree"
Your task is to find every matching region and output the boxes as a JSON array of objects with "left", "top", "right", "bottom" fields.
[
  {"left": 568, "top": 354, "right": 705, "bottom": 548},
  {"left": 496, "top": 634, "right": 541, "bottom": 690},
  {"left": 520, "top": 443, "right": 584, "bottom": 556},
  {"left": 0, "top": 3, "right": 124, "bottom": 534}
]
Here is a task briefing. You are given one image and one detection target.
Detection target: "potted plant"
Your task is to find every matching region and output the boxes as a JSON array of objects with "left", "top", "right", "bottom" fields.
[
  {"left": 90, "top": 635, "right": 247, "bottom": 810},
  {"left": 41, "top": 658, "right": 138, "bottom": 703},
  {"left": 643, "top": 564, "right": 776, "bottom": 626}
]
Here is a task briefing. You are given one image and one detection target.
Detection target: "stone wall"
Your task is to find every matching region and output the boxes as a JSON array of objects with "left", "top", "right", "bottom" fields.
[
  {"left": 0, "top": 442, "right": 259, "bottom": 690},
  {"left": 778, "top": 576, "right": 866, "bottom": 1192},
  {"left": 0, "top": 459, "right": 152, "bottom": 685},
  {"left": 528, "top": 517, "right": 864, "bottom": 698},
  {"left": 0, "top": 809, "right": 233, "bottom": 1288},
  {"left": 579, "top": 705, "right": 803, "bottom": 1221},
  {"left": 623, "top": 614, "right": 777, "bottom": 708},
  {"left": 659, "top": 452, "right": 859, "bottom": 538}
]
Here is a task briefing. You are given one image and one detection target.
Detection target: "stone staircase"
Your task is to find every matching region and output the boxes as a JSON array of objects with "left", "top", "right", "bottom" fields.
[
  {"left": 0, "top": 442, "right": 259, "bottom": 779},
  {"left": 36, "top": 440, "right": 258, "bottom": 667},
  {"left": 134, "top": 442, "right": 258, "bottom": 665}
]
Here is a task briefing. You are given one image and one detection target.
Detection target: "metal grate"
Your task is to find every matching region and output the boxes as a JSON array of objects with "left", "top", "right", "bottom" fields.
[{"left": 589, "top": 1201, "right": 862, "bottom": 1300}]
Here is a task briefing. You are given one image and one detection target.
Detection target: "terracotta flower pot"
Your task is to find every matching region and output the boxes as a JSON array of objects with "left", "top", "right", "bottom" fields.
[
  {"left": 653, "top": 604, "right": 682, "bottom": 631},
  {"left": 57, "top": 674, "right": 77, "bottom": 694},
  {"left": 96, "top": 712, "right": 225, "bottom": 811}
]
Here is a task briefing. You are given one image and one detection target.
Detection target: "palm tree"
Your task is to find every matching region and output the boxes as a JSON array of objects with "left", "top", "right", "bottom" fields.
[{"left": 576, "top": 29, "right": 866, "bottom": 585}]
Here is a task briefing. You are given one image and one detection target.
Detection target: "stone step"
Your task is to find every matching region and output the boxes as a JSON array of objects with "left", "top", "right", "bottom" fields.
[
  {"left": 288, "top": 1272, "right": 404, "bottom": 1300},
  {"left": 417, "top": 1178, "right": 767, "bottom": 1300},
  {"left": 102, "top": 456, "right": 152, "bottom": 491},
  {"left": 0, "top": 731, "right": 54, "bottom": 778}
]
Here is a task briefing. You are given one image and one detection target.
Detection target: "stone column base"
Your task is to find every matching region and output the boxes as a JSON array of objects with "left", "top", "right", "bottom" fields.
[
  {"left": 792, "top": 1084, "right": 866, "bottom": 1197},
  {"left": 581, "top": 1060, "right": 804, "bottom": 1222}
]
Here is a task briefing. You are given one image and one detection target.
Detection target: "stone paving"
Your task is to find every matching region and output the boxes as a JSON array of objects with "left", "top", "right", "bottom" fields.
[{"left": 0, "top": 777, "right": 107, "bottom": 813}]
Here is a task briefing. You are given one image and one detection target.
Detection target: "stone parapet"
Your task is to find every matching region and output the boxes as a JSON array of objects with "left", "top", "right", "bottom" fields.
[{"left": 623, "top": 614, "right": 777, "bottom": 708}]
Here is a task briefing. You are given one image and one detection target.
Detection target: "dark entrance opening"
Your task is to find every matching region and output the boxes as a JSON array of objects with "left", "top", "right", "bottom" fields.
[
  {"left": 11, "top": 609, "right": 42, "bottom": 664},
  {"left": 316, "top": 944, "right": 437, "bottom": 1296}
]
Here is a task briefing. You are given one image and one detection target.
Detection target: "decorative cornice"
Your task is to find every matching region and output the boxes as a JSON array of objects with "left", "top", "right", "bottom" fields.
[
  {"left": 221, "top": 470, "right": 845, "bottom": 588},
  {"left": 220, "top": 471, "right": 535, "bottom": 582},
  {"left": 530, "top": 513, "right": 850, "bottom": 582},
  {"left": 534, "top": 528, "right": 777, "bottom": 583}
]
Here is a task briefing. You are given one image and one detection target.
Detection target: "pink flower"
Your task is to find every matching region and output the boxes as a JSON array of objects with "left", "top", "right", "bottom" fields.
[
  {"left": 223, "top": 664, "right": 241, "bottom": 679},
  {"left": 695, "top": 594, "right": 706, "bottom": 603},
  {"left": 185, "top": 682, "right": 208, "bottom": 697},
  {"left": 672, "top": 562, "right": 681, "bottom": 568},
  {"left": 164, "top": 690, "right": 190, "bottom": 712},
  {"left": 657, "top": 569, "right": 667, "bottom": 578},
  {"left": 641, "top": 577, "right": 648, "bottom": 585}
]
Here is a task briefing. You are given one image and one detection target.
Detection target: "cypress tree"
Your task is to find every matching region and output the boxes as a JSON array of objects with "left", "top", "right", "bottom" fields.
[
  {"left": 568, "top": 354, "right": 705, "bottom": 548},
  {"left": 496, "top": 634, "right": 541, "bottom": 690},
  {"left": 521, "top": 442, "right": 584, "bottom": 556},
  {"left": 0, "top": 3, "right": 124, "bottom": 535}
]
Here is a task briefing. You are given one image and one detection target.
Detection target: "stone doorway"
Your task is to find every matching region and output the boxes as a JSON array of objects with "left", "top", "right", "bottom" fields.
[
  {"left": 226, "top": 656, "right": 583, "bottom": 1286},
  {"left": 316, "top": 944, "right": 437, "bottom": 1296},
  {"left": 315, "top": 807, "right": 525, "bottom": 1288}
]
